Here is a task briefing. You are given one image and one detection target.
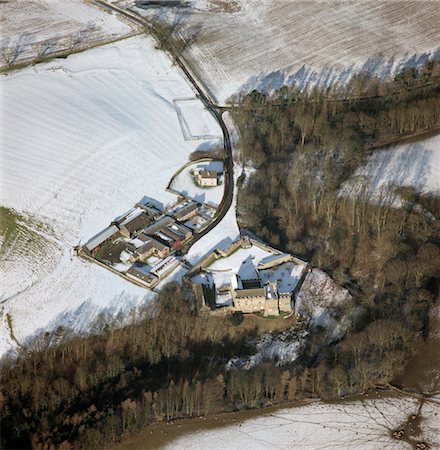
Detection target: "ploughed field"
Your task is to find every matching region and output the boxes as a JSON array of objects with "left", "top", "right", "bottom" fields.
[
  {"left": 0, "top": 0, "right": 138, "bottom": 69},
  {"left": 130, "top": 0, "right": 440, "bottom": 102}
]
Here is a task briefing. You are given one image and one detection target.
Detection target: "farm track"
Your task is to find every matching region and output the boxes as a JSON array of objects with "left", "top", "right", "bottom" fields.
[{"left": 91, "top": 0, "right": 235, "bottom": 244}]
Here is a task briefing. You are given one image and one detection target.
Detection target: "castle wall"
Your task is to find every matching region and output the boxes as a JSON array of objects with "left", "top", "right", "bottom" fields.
[
  {"left": 233, "top": 296, "right": 265, "bottom": 313},
  {"left": 265, "top": 298, "right": 279, "bottom": 316},
  {"left": 279, "top": 294, "right": 293, "bottom": 313}
]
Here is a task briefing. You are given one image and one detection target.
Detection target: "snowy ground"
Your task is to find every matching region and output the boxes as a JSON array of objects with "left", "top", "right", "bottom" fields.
[
  {"left": 227, "top": 327, "right": 308, "bottom": 370},
  {"left": 342, "top": 134, "right": 440, "bottom": 199},
  {"left": 185, "top": 172, "right": 241, "bottom": 265},
  {"left": 420, "top": 396, "right": 440, "bottom": 447},
  {"left": 174, "top": 98, "right": 223, "bottom": 140},
  {"left": 296, "top": 269, "right": 354, "bottom": 342},
  {"left": 0, "top": 0, "right": 138, "bottom": 69},
  {"left": 0, "top": 35, "right": 223, "bottom": 356},
  {"left": 192, "top": 241, "right": 307, "bottom": 302},
  {"left": 164, "top": 394, "right": 440, "bottom": 450},
  {"left": 195, "top": 245, "right": 273, "bottom": 288},
  {"left": 126, "top": 0, "right": 440, "bottom": 102},
  {"left": 170, "top": 160, "right": 225, "bottom": 207}
]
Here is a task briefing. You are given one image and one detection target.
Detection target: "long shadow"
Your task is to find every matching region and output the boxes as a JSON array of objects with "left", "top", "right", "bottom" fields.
[{"left": 240, "top": 49, "right": 440, "bottom": 94}]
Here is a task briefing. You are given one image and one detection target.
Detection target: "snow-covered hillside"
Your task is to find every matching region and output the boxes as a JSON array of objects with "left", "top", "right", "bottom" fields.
[
  {"left": 128, "top": 0, "right": 440, "bottom": 102},
  {"left": 0, "top": 35, "right": 225, "bottom": 356},
  {"left": 0, "top": 0, "right": 137, "bottom": 69},
  {"left": 343, "top": 133, "right": 440, "bottom": 199}
]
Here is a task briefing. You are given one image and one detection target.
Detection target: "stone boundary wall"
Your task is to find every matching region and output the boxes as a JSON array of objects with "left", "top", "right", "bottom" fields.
[
  {"left": 78, "top": 250, "right": 160, "bottom": 291},
  {"left": 187, "top": 236, "right": 287, "bottom": 277}
]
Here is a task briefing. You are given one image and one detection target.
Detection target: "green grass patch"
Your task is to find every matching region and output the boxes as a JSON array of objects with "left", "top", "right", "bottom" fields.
[
  {"left": 0, "top": 207, "right": 52, "bottom": 259},
  {"left": 229, "top": 312, "right": 244, "bottom": 326},
  {"left": 5, "top": 313, "right": 20, "bottom": 346}
]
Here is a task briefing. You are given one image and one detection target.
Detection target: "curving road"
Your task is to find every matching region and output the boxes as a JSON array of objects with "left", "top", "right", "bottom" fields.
[{"left": 92, "top": 0, "right": 234, "bottom": 245}]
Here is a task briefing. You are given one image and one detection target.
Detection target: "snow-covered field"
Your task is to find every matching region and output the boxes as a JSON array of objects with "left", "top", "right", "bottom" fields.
[
  {"left": 0, "top": 35, "right": 224, "bottom": 356},
  {"left": 174, "top": 98, "right": 223, "bottom": 140},
  {"left": 420, "top": 395, "right": 440, "bottom": 447},
  {"left": 0, "top": 0, "right": 137, "bottom": 69},
  {"left": 129, "top": 0, "right": 440, "bottom": 102},
  {"left": 170, "top": 160, "right": 225, "bottom": 207},
  {"left": 343, "top": 134, "right": 440, "bottom": 199},
  {"left": 164, "top": 395, "right": 440, "bottom": 450}
]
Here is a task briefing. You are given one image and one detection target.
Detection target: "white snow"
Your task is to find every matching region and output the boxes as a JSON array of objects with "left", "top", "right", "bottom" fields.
[
  {"left": 133, "top": 0, "right": 440, "bottom": 103},
  {"left": 259, "top": 263, "right": 306, "bottom": 295},
  {"left": 170, "top": 160, "right": 225, "bottom": 207},
  {"left": 227, "top": 327, "right": 307, "bottom": 370},
  {"left": 420, "top": 396, "right": 440, "bottom": 447},
  {"left": 0, "top": 0, "right": 137, "bottom": 69},
  {"left": 174, "top": 98, "right": 223, "bottom": 140},
  {"left": 342, "top": 134, "right": 440, "bottom": 198},
  {"left": 0, "top": 35, "right": 222, "bottom": 356},
  {"left": 5, "top": 252, "right": 151, "bottom": 342},
  {"left": 202, "top": 245, "right": 273, "bottom": 288},
  {"left": 185, "top": 171, "right": 240, "bottom": 265},
  {"left": 164, "top": 395, "right": 439, "bottom": 450},
  {"left": 296, "top": 269, "right": 353, "bottom": 339}
]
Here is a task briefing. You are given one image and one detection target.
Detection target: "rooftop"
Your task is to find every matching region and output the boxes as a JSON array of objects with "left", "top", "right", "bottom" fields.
[
  {"left": 173, "top": 201, "right": 199, "bottom": 220},
  {"left": 85, "top": 225, "right": 119, "bottom": 251},
  {"left": 199, "top": 170, "right": 218, "bottom": 179},
  {"left": 121, "top": 211, "right": 152, "bottom": 234},
  {"left": 234, "top": 288, "right": 266, "bottom": 298}
]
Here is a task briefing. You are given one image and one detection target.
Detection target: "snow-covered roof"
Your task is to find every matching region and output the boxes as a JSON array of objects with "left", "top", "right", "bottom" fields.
[
  {"left": 257, "top": 253, "right": 291, "bottom": 270},
  {"left": 199, "top": 170, "right": 218, "bottom": 179},
  {"left": 150, "top": 256, "right": 180, "bottom": 278},
  {"left": 173, "top": 201, "right": 199, "bottom": 220},
  {"left": 85, "top": 225, "right": 118, "bottom": 251},
  {"left": 237, "top": 255, "right": 260, "bottom": 281},
  {"left": 129, "top": 238, "right": 145, "bottom": 249}
]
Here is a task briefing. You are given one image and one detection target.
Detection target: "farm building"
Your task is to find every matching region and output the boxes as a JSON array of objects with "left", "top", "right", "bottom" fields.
[
  {"left": 153, "top": 222, "right": 193, "bottom": 249},
  {"left": 172, "top": 201, "right": 199, "bottom": 222},
  {"left": 135, "top": 202, "right": 162, "bottom": 219},
  {"left": 150, "top": 256, "right": 180, "bottom": 279},
  {"left": 130, "top": 236, "right": 170, "bottom": 261},
  {"left": 143, "top": 215, "right": 175, "bottom": 235},
  {"left": 170, "top": 223, "right": 193, "bottom": 240},
  {"left": 119, "top": 211, "right": 153, "bottom": 238},
  {"left": 83, "top": 225, "right": 119, "bottom": 256},
  {"left": 193, "top": 169, "right": 219, "bottom": 187},
  {"left": 126, "top": 266, "right": 157, "bottom": 287}
]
